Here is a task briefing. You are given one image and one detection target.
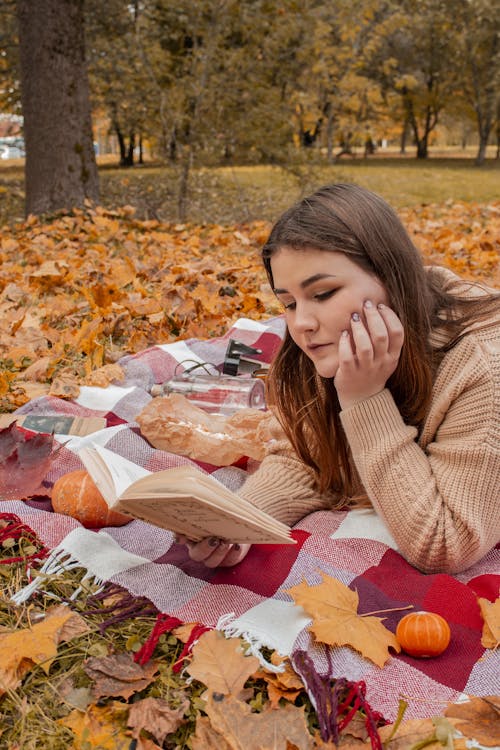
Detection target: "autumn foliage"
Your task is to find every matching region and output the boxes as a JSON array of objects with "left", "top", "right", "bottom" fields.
[{"left": 0, "top": 201, "right": 498, "bottom": 414}]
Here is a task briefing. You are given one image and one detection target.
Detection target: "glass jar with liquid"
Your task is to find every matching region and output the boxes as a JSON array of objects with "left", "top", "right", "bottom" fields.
[{"left": 151, "top": 374, "right": 266, "bottom": 415}]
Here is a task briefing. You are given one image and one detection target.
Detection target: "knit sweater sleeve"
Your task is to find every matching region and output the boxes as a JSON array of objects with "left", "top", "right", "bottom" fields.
[
  {"left": 238, "top": 436, "right": 339, "bottom": 527},
  {"left": 339, "top": 333, "right": 500, "bottom": 574}
]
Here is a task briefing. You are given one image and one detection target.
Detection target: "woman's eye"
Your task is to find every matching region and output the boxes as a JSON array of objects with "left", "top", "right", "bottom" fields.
[
  {"left": 314, "top": 290, "right": 336, "bottom": 301},
  {"left": 282, "top": 301, "right": 296, "bottom": 310}
]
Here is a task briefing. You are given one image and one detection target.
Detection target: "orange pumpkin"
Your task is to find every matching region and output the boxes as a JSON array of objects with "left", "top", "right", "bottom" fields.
[
  {"left": 396, "top": 611, "right": 451, "bottom": 657},
  {"left": 51, "top": 469, "right": 131, "bottom": 528}
]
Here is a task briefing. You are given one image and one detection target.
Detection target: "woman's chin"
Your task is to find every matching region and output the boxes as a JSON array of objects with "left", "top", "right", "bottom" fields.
[{"left": 314, "top": 362, "right": 339, "bottom": 379}]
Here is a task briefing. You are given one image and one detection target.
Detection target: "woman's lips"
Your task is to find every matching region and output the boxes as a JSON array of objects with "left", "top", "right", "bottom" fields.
[{"left": 307, "top": 342, "right": 333, "bottom": 352}]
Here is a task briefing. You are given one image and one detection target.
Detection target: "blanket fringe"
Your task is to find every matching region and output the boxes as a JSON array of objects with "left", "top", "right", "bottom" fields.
[
  {"left": 81, "top": 582, "right": 159, "bottom": 633},
  {"left": 0, "top": 512, "right": 48, "bottom": 566},
  {"left": 134, "top": 613, "right": 211, "bottom": 672},
  {"left": 10, "top": 545, "right": 102, "bottom": 605},
  {"left": 218, "top": 613, "right": 285, "bottom": 674},
  {"left": 292, "top": 650, "right": 386, "bottom": 750}
]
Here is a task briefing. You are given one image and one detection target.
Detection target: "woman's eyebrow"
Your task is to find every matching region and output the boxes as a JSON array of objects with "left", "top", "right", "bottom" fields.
[{"left": 273, "top": 273, "right": 336, "bottom": 294}]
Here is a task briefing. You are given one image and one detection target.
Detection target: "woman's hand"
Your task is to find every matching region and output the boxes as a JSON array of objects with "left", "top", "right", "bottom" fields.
[
  {"left": 175, "top": 535, "right": 251, "bottom": 568},
  {"left": 335, "top": 301, "right": 404, "bottom": 410}
]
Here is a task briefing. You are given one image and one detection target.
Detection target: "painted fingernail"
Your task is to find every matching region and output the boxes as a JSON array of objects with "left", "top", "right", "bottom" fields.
[
  {"left": 351, "top": 312, "right": 360, "bottom": 322},
  {"left": 342, "top": 329, "right": 349, "bottom": 338},
  {"left": 377, "top": 303, "right": 385, "bottom": 310},
  {"left": 208, "top": 537, "right": 220, "bottom": 547},
  {"left": 233, "top": 544, "right": 241, "bottom": 551},
  {"left": 364, "top": 299, "right": 373, "bottom": 308}
]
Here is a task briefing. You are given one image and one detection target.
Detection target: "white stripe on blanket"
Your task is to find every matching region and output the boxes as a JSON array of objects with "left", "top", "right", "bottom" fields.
[
  {"left": 330, "top": 508, "right": 399, "bottom": 550},
  {"left": 75, "top": 385, "right": 138, "bottom": 410},
  {"left": 156, "top": 340, "right": 207, "bottom": 361}
]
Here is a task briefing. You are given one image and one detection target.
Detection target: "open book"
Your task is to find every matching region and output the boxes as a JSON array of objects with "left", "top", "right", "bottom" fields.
[{"left": 78, "top": 443, "right": 295, "bottom": 545}]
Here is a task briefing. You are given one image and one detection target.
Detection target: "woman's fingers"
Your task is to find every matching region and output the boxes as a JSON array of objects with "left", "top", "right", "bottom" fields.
[
  {"left": 181, "top": 536, "right": 251, "bottom": 568},
  {"left": 376, "top": 303, "right": 404, "bottom": 356},
  {"left": 335, "top": 302, "right": 404, "bottom": 410}
]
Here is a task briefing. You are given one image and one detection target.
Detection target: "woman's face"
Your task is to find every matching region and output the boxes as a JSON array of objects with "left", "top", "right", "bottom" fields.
[{"left": 270, "top": 246, "right": 390, "bottom": 378}]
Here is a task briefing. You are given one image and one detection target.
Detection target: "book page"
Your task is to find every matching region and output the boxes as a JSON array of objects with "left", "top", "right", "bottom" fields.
[
  {"left": 115, "top": 493, "right": 295, "bottom": 544},
  {"left": 79, "top": 444, "right": 151, "bottom": 502}
]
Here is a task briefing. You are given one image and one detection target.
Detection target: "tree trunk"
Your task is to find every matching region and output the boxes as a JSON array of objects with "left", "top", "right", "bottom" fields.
[
  {"left": 16, "top": 0, "right": 99, "bottom": 216},
  {"left": 113, "top": 120, "right": 127, "bottom": 164},
  {"left": 475, "top": 132, "right": 489, "bottom": 166}
]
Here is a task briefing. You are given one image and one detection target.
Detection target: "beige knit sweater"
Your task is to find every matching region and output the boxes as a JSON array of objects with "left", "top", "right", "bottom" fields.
[{"left": 240, "top": 271, "right": 500, "bottom": 574}]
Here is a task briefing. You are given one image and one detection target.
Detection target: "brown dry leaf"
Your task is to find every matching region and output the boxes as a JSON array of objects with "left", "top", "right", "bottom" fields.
[
  {"left": 186, "top": 630, "right": 260, "bottom": 698},
  {"left": 18, "top": 355, "right": 51, "bottom": 382},
  {"left": 85, "top": 363, "right": 125, "bottom": 387},
  {"left": 172, "top": 621, "right": 199, "bottom": 643},
  {"left": 477, "top": 597, "right": 500, "bottom": 649},
  {"left": 58, "top": 677, "right": 93, "bottom": 711},
  {"left": 376, "top": 718, "right": 444, "bottom": 750},
  {"left": 254, "top": 653, "right": 305, "bottom": 709},
  {"left": 0, "top": 605, "right": 85, "bottom": 695},
  {"left": 83, "top": 652, "right": 159, "bottom": 700},
  {"left": 127, "top": 695, "right": 189, "bottom": 744},
  {"left": 191, "top": 715, "right": 234, "bottom": 750},
  {"left": 58, "top": 701, "right": 130, "bottom": 750},
  {"left": 445, "top": 696, "right": 500, "bottom": 747},
  {"left": 286, "top": 573, "right": 400, "bottom": 667},
  {"left": 199, "top": 691, "right": 314, "bottom": 750},
  {"left": 49, "top": 373, "right": 81, "bottom": 399},
  {"left": 135, "top": 737, "right": 163, "bottom": 750}
]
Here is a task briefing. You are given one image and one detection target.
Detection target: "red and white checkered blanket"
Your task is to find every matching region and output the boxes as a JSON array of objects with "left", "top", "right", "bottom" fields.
[{"left": 2, "top": 317, "right": 498, "bottom": 723}]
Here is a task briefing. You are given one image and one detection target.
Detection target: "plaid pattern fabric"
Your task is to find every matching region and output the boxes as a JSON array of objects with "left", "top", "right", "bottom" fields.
[{"left": 2, "top": 317, "right": 498, "bottom": 722}]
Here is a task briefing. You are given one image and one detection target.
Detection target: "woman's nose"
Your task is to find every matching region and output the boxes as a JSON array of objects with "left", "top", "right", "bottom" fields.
[{"left": 292, "top": 303, "right": 318, "bottom": 332}]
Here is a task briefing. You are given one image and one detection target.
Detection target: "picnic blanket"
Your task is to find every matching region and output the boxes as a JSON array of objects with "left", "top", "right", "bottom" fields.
[{"left": 1, "top": 316, "right": 499, "bottom": 725}]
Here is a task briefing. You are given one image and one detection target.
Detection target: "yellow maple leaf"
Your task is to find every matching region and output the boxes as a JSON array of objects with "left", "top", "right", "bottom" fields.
[
  {"left": 477, "top": 597, "right": 500, "bottom": 649},
  {"left": 59, "top": 701, "right": 130, "bottom": 750},
  {"left": 286, "top": 572, "right": 400, "bottom": 668},
  {"left": 0, "top": 605, "right": 88, "bottom": 695}
]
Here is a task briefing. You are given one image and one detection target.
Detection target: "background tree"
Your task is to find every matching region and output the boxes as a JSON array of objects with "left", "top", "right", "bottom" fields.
[
  {"left": 362, "top": 0, "right": 458, "bottom": 158},
  {"left": 86, "top": 0, "right": 152, "bottom": 167},
  {"left": 16, "top": 0, "right": 99, "bottom": 215},
  {"left": 0, "top": 0, "right": 20, "bottom": 114},
  {"left": 453, "top": 0, "right": 500, "bottom": 165}
]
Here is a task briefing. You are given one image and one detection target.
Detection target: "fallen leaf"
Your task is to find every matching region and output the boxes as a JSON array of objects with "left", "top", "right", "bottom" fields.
[
  {"left": 285, "top": 573, "right": 400, "bottom": 667},
  {"left": 58, "top": 677, "right": 93, "bottom": 711},
  {"left": 0, "top": 605, "right": 84, "bottom": 695},
  {"left": 199, "top": 691, "right": 314, "bottom": 750},
  {"left": 59, "top": 701, "right": 130, "bottom": 749},
  {"left": 85, "top": 363, "right": 125, "bottom": 387},
  {"left": 127, "top": 695, "right": 189, "bottom": 744},
  {"left": 254, "top": 653, "right": 305, "bottom": 708},
  {"left": 377, "top": 718, "right": 444, "bottom": 750},
  {"left": 445, "top": 696, "right": 500, "bottom": 747},
  {"left": 83, "top": 652, "right": 159, "bottom": 700},
  {"left": 48, "top": 373, "right": 81, "bottom": 399},
  {"left": 477, "top": 597, "right": 500, "bottom": 649},
  {"left": 186, "top": 630, "right": 259, "bottom": 698},
  {"left": 190, "top": 715, "right": 234, "bottom": 749}
]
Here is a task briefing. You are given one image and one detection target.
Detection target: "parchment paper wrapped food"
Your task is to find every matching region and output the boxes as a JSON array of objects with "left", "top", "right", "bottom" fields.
[{"left": 135, "top": 393, "right": 277, "bottom": 465}]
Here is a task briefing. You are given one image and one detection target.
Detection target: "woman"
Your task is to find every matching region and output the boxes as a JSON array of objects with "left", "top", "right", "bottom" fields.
[{"left": 182, "top": 183, "right": 500, "bottom": 573}]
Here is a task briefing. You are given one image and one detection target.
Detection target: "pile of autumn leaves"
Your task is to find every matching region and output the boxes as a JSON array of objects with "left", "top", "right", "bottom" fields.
[{"left": 0, "top": 200, "right": 498, "bottom": 413}]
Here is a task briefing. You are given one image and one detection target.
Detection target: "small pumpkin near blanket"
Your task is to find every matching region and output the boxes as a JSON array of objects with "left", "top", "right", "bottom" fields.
[
  {"left": 396, "top": 611, "right": 451, "bottom": 657},
  {"left": 51, "top": 469, "right": 131, "bottom": 528}
]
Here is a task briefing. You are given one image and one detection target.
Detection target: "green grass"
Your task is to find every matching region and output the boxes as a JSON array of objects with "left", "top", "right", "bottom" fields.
[{"left": 1, "top": 155, "right": 498, "bottom": 227}]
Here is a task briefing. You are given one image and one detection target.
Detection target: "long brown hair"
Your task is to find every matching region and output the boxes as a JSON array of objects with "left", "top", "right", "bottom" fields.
[{"left": 262, "top": 183, "right": 499, "bottom": 497}]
